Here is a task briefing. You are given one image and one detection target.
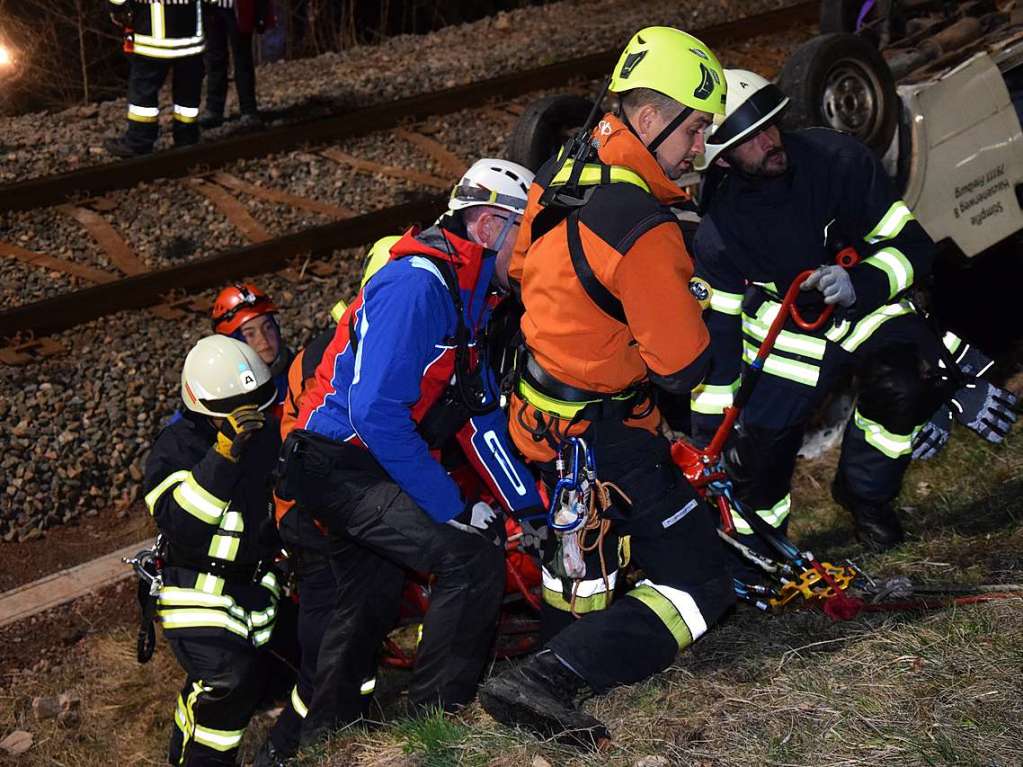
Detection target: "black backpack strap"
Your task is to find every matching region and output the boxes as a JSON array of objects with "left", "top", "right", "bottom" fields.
[{"left": 566, "top": 211, "right": 626, "bottom": 324}]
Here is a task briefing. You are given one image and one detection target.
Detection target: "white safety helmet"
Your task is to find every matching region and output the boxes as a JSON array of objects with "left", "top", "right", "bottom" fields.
[
  {"left": 181, "top": 335, "right": 276, "bottom": 417},
  {"left": 448, "top": 158, "right": 534, "bottom": 216},
  {"left": 694, "top": 69, "right": 790, "bottom": 171}
]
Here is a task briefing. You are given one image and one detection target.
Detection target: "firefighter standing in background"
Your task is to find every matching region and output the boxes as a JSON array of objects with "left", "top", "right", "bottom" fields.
[
  {"left": 105, "top": 0, "right": 206, "bottom": 158},
  {"left": 201, "top": 0, "right": 272, "bottom": 129},
  {"left": 143, "top": 335, "right": 282, "bottom": 766}
]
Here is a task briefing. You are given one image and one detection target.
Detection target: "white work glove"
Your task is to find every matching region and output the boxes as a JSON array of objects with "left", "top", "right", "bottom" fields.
[
  {"left": 950, "top": 380, "right": 1018, "bottom": 444},
  {"left": 911, "top": 406, "right": 952, "bottom": 460},
  {"left": 801, "top": 265, "right": 855, "bottom": 307},
  {"left": 448, "top": 501, "right": 503, "bottom": 546}
]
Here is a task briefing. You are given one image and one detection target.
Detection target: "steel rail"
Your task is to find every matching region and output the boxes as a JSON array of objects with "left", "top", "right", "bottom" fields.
[
  {"left": 0, "top": 194, "right": 444, "bottom": 339},
  {"left": 0, "top": 1, "right": 817, "bottom": 213}
]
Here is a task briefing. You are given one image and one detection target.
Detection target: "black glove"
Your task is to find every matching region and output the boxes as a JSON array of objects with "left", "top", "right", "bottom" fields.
[
  {"left": 912, "top": 405, "right": 952, "bottom": 460},
  {"left": 214, "top": 404, "right": 265, "bottom": 462},
  {"left": 950, "top": 380, "right": 1017, "bottom": 444},
  {"left": 516, "top": 513, "right": 548, "bottom": 559},
  {"left": 447, "top": 500, "right": 503, "bottom": 546}
]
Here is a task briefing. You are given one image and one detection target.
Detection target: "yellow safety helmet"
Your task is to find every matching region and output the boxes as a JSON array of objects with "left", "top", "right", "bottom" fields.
[{"left": 609, "top": 27, "right": 727, "bottom": 117}]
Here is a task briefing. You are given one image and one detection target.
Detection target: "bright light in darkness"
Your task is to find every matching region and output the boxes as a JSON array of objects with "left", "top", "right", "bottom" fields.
[{"left": 0, "top": 45, "right": 12, "bottom": 68}]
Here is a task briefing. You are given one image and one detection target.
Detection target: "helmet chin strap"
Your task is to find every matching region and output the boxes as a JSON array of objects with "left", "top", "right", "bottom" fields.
[{"left": 621, "top": 104, "right": 693, "bottom": 160}]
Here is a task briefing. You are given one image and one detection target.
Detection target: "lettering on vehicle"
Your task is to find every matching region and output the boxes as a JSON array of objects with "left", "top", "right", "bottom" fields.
[
  {"left": 662, "top": 499, "right": 698, "bottom": 529},
  {"left": 952, "top": 163, "right": 1010, "bottom": 226},
  {"left": 483, "top": 430, "right": 527, "bottom": 496}
]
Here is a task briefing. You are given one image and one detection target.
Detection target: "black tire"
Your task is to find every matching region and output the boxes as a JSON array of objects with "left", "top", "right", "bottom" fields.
[
  {"left": 820, "top": 0, "right": 866, "bottom": 34},
  {"left": 778, "top": 33, "right": 898, "bottom": 154},
  {"left": 506, "top": 94, "right": 595, "bottom": 172}
]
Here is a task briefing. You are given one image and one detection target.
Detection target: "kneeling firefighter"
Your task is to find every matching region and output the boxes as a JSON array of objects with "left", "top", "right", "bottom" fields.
[
  {"left": 274, "top": 159, "right": 545, "bottom": 745},
  {"left": 142, "top": 335, "right": 282, "bottom": 766},
  {"left": 689, "top": 69, "right": 1018, "bottom": 557},
  {"left": 479, "top": 27, "right": 736, "bottom": 747}
]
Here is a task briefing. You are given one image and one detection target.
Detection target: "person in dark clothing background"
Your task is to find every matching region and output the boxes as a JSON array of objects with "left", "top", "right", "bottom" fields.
[{"left": 201, "top": 0, "right": 272, "bottom": 128}]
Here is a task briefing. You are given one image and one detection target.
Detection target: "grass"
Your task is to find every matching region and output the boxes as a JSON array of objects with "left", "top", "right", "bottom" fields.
[{"left": 2, "top": 424, "right": 1022, "bottom": 767}]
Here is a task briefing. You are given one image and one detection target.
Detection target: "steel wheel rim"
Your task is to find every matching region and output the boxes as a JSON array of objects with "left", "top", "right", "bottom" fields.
[{"left": 821, "top": 59, "right": 881, "bottom": 141}]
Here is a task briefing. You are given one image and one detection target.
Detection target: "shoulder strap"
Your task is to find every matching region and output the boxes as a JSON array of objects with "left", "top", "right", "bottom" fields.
[{"left": 566, "top": 212, "right": 626, "bottom": 324}]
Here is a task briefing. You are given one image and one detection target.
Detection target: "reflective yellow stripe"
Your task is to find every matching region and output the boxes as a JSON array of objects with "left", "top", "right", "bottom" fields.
[
  {"left": 172, "top": 473, "right": 229, "bottom": 525},
  {"left": 128, "top": 104, "right": 160, "bottom": 123},
  {"left": 691, "top": 379, "right": 738, "bottom": 415},
  {"left": 290, "top": 686, "right": 308, "bottom": 718},
  {"left": 865, "top": 200, "right": 915, "bottom": 243},
  {"left": 360, "top": 678, "right": 377, "bottom": 695},
  {"left": 864, "top": 246, "right": 913, "bottom": 299},
  {"left": 549, "top": 160, "right": 651, "bottom": 193},
  {"left": 839, "top": 300, "right": 914, "bottom": 352},
  {"left": 157, "top": 587, "right": 235, "bottom": 609},
  {"left": 517, "top": 377, "right": 630, "bottom": 420},
  {"left": 853, "top": 409, "right": 918, "bottom": 459},
  {"left": 825, "top": 318, "right": 851, "bottom": 343},
  {"left": 253, "top": 626, "right": 274, "bottom": 646},
  {"left": 157, "top": 608, "right": 250, "bottom": 638},
  {"left": 942, "top": 331, "right": 963, "bottom": 356},
  {"left": 150, "top": 4, "right": 164, "bottom": 39},
  {"left": 730, "top": 494, "right": 791, "bottom": 535},
  {"left": 742, "top": 341, "right": 819, "bottom": 387},
  {"left": 753, "top": 281, "right": 778, "bottom": 295},
  {"left": 195, "top": 573, "right": 224, "bottom": 596},
  {"left": 175, "top": 683, "right": 205, "bottom": 759},
  {"left": 193, "top": 724, "right": 244, "bottom": 752},
  {"left": 260, "top": 571, "right": 281, "bottom": 599},
  {"left": 541, "top": 568, "right": 617, "bottom": 614},
  {"left": 134, "top": 42, "right": 205, "bottom": 59},
  {"left": 330, "top": 299, "right": 348, "bottom": 323},
  {"left": 208, "top": 510, "right": 243, "bottom": 561},
  {"left": 145, "top": 470, "right": 189, "bottom": 516},
  {"left": 173, "top": 105, "right": 199, "bottom": 124},
  {"left": 708, "top": 288, "right": 742, "bottom": 315},
  {"left": 627, "top": 581, "right": 701, "bottom": 649},
  {"left": 745, "top": 303, "right": 827, "bottom": 360},
  {"left": 133, "top": 32, "right": 204, "bottom": 48}
]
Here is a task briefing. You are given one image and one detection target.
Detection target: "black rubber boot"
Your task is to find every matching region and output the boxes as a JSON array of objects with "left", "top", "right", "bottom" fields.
[
  {"left": 479, "top": 650, "right": 610, "bottom": 750},
  {"left": 103, "top": 135, "right": 152, "bottom": 158},
  {"left": 832, "top": 477, "right": 905, "bottom": 553},
  {"left": 252, "top": 738, "right": 292, "bottom": 767}
]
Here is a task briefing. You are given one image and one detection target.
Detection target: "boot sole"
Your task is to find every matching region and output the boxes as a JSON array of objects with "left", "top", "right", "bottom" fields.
[{"left": 480, "top": 678, "right": 610, "bottom": 750}]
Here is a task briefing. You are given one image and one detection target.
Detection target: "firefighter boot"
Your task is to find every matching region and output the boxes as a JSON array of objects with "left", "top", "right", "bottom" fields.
[
  {"left": 479, "top": 650, "right": 610, "bottom": 749},
  {"left": 831, "top": 476, "right": 904, "bottom": 552},
  {"left": 252, "top": 738, "right": 291, "bottom": 767}
]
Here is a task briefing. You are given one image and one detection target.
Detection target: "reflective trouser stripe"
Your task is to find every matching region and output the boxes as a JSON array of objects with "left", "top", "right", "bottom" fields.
[
  {"left": 742, "top": 341, "right": 820, "bottom": 387},
  {"left": 730, "top": 494, "right": 791, "bottom": 535},
  {"left": 626, "top": 580, "right": 704, "bottom": 649},
  {"left": 709, "top": 289, "right": 743, "bottom": 315},
  {"left": 174, "top": 104, "right": 199, "bottom": 123},
  {"left": 194, "top": 724, "right": 244, "bottom": 752},
  {"left": 290, "top": 686, "right": 308, "bottom": 718},
  {"left": 260, "top": 571, "right": 281, "bottom": 600},
  {"left": 691, "top": 379, "right": 738, "bottom": 415},
  {"left": 839, "top": 300, "right": 914, "bottom": 353},
  {"left": 853, "top": 409, "right": 918, "bottom": 459},
  {"left": 360, "top": 678, "right": 376, "bottom": 695},
  {"left": 541, "top": 567, "right": 616, "bottom": 614},
  {"left": 174, "top": 682, "right": 205, "bottom": 764},
  {"left": 864, "top": 246, "right": 913, "bottom": 299},
  {"left": 128, "top": 104, "right": 160, "bottom": 123},
  {"left": 865, "top": 200, "right": 915, "bottom": 243},
  {"left": 134, "top": 33, "right": 204, "bottom": 49}
]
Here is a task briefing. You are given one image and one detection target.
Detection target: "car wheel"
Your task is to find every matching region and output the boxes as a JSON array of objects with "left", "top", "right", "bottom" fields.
[
  {"left": 778, "top": 33, "right": 898, "bottom": 153},
  {"left": 506, "top": 94, "right": 595, "bottom": 172}
]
